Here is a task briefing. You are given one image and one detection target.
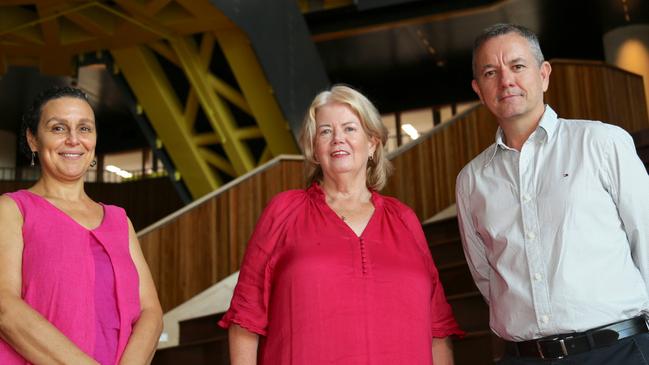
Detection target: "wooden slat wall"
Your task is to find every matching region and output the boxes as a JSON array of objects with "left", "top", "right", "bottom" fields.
[
  {"left": 383, "top": 106, "right": 497, "bottom": 220},
  {"left": 546, "top": 60, "right": 649, "bottom": 133},
  {"left": 139, "top": 158, "right": 305, "bottom": 311},
  {"left": 0, "top": 177, "right": 183, "bottom": 231},
  {"left": 139, "top": 60, "right": 648, "bottom": 311}
]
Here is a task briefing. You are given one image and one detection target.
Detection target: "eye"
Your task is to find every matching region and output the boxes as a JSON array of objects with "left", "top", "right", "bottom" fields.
[
  {"left": 318, "top": 128, "right": 332, "bottom": 136},
  {"left": 80, "top": 125, "right": 94, "bottom": 133},
  {"left": 483, "top": 70, "right": 496, "bottom": 78},
  {"left": 51, "top": 125, "right": 66, "bottom": 133},
  {"left": 513, "top": 64, "right": 526, "bottom": 71},
  {"left": 345, "top": 125, "right": 357, "bottom": 132}
]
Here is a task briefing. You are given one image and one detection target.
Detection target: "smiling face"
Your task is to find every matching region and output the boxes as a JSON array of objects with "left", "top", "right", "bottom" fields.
[
  {"left": 314, "top": 102, "right": 377, "bottom": 182},
  {"left": 27, "top": 97, "right": 97, "bottom": 182},
  {"left": 471, "top": 32, "right": 551, "bottom": 125}
]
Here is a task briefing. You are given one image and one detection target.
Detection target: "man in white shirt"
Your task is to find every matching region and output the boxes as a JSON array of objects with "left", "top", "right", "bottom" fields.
[{"left": 456, "top": 23, "right": 649, "bottom": 364}]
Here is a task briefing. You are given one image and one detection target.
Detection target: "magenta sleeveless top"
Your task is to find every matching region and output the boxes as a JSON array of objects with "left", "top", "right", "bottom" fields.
[{"left": 0, "top": 190, "right": 141, "bottom": 364}]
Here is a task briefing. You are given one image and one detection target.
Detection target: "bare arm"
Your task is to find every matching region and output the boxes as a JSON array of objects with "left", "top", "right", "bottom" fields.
[
  {"left": 229, "top": 324, "right": 259, "bottom": 365},
  {"left": 432, "top": 337, "right": 454, "bottom": 365},
  {"left": 118, "top": 219, "right": 163, "bottom": 365},
  {"left": 0, "top": 195, "right": 98, "bottom": 365}
]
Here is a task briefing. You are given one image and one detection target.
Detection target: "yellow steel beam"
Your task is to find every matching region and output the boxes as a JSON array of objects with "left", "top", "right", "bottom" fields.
[
  {"left": 236, "top": 126, "right": 263, "bottom": 140},
  {"left": 207, "top": 74, "right": 251, "bottom": 115},
  {"left": 36, "top": 3, "right": 61, "bottom": 48},
  {"left": 64, "top": 6, "right": 117, "bottom": 37},
  {"left": 193, "top": 133, "right": 219, "bottom": 146},
  {"left": 145, "top": 0, "right": 172, "bottom": 16},
  {"left": 147, "top": 40, "right": 178, "bottom": 63},
  {"left": 184, "top": 90, "right": 199, "bottom": 131},
  {"left": 111, "top": 45, "right": 220, "bottom": 198},
  {"left": 198, "top": 147, "right": 236, "bottom": 177},
  {"left": 170, "top": 35, "right": 255, "bottom": 175},
  {"left": 146, "top": 38, "right": 251, "bottom": 115},
  {"left": 216, "top": 28, "right": 300, "bottom": 156}
]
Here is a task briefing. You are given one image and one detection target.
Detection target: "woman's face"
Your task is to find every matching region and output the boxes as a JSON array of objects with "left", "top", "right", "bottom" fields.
[
  {"left": 314, "top": 102, "right": 377, "bottom": 181},
  {"left": 27, "top": 97, "right": 97, "bottom": 182}
]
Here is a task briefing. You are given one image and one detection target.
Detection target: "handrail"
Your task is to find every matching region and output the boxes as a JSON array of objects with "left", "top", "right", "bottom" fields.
[
  {"left": 137, "top": 154, "right": 304, "bottom": 236},
  {"left": 387, "top": 102, "right": 481, "bottom": 159}
]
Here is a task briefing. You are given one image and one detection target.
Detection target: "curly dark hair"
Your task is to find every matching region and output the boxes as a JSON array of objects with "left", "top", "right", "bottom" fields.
[{"left": 20, "top": 86, "right": 91, "bottom": 160}]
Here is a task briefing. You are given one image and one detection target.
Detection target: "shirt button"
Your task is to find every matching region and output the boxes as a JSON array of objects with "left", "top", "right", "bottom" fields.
[
  {"left": 534, "top": 273, "right": 542, "bottom": 281},
  {"left": 526, "top": 232, "right": 536, "bottom": 240},
  {"left": 522, "top": 194, "right": 531, "bottom": 203},
  {"left": 541, "top": 315, "right": 550, "bottom": 324}
]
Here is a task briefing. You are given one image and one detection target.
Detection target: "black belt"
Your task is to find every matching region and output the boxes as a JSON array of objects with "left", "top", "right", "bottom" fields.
[{"left": 505, "top": 316, "right": 649, "bottom": 360}]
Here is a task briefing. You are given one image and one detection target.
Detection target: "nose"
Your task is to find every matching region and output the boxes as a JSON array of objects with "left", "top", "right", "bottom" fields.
[
  {"left": 331, "top": 127, "right": 344, "bottom": 144},
  {"left": 65, "top": 130, "right": 80, "bottom": 145},
  {"left": 499, "top": 68, "right": 515, "bottom": 88}
]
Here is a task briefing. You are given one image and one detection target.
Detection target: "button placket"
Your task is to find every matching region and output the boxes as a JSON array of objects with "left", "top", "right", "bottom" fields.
[{"left": 519, "top": 141, "right": 553, "bottom": 332}]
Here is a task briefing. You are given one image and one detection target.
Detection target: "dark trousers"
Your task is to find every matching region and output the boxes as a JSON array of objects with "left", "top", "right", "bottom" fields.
[{"left": 497, "top": 333, "right": 649, "bottom": 365}]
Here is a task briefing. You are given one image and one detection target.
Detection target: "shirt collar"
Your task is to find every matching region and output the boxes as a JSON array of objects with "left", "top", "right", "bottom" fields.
[{"left": 483, "top": 105, "right": 559, "bottom": 167}]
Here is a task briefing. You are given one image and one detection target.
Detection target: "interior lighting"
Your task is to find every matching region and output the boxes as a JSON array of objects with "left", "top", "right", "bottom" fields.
[
  {"left": 401, "top": 123, "right": 420, "bottom": 140},
  {"left": 105, "top": 165, "right": 121, "bottom": 173},
  {"left": 116, "top": 170, "right": 133, "bottom": 178},
  {"left": 105, "top": 164, "right": 132, "bottom": 179}
]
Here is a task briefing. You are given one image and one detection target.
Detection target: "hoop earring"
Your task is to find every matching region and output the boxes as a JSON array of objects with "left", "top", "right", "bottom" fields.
[
  {"left": 30, "top": 152, "right": 35, "bottom": 167},
  {"left": 90, "top": 159, "right": 97, "bottom": 168},
  {"left": 368, "top": 153, "right": 374, "bottom": 162}
]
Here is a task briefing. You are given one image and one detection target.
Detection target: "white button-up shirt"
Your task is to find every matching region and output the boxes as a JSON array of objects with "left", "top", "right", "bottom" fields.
[{"left": 456, "top": 106, "right": 649, "bottom": 341}]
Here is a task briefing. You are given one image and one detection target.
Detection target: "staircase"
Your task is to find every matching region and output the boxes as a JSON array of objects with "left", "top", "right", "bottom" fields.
[
  {"left": 152, "top": 215, "right": 496, "bottom": 364},
  {"left": 424, "top": 216, "right": 496, "bottom": 364},
  {"left": 633, "top": 128, "right": 649, "bottom": 171}
]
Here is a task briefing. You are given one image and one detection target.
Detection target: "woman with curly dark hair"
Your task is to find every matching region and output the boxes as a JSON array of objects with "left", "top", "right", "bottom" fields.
[{"left": 0, "top": 86, "right": 162, "bottom": 364}]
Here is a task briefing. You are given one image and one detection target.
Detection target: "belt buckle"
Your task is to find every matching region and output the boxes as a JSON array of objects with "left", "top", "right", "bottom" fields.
[{"left": 536, "top": 337, "right": 568, "bottom": 360}]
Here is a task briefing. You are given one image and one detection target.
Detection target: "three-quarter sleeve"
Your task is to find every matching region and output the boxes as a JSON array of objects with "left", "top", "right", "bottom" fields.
[
  {"left": 218, "top": 192, "right": 295, "bottom": 335},
  {"left": 399, "top": 205, "right": 465, "bottom": 338}
]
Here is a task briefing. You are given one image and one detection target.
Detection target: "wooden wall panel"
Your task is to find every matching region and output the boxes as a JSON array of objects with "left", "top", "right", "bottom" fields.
[
  {"left": 0, "top": 178, "right": 182, "bottom": 231},
  {"left": 383, "top": 106, "right": 498, "bottom": 220},
  {"left": 546, "top": 60, "right": 649, "bottom": 133},
  {"left": 138, "top": 158, "right": 305, "bottom": 311}
]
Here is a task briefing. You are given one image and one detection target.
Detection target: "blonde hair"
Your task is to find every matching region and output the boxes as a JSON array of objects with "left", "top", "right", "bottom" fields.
[{"left": 299, "top": 84, "right": 393, "bottom": 190}]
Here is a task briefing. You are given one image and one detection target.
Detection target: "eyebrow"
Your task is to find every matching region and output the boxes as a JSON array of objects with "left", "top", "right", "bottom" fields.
[
  {"left": 480, "top": 57, "right": 528, "bottom": 71},
  {"left": 44, "top": 118, "right": 96, "bottom": 127},
  {"left": 316, "top": 120, "right": 358, "bottom": 129}
]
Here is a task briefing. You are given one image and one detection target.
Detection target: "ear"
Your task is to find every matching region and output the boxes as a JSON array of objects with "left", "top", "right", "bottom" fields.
[
  {"left": 26, "top": 129, "right": 38, "bottom": 153},
  {"left": 540, "top": 61, "right": 552, "bottom": 92},
  {"left": 368, "top": 136, "right": 379, "bottom": 156},
  {"left": 471, "top": 79, "right": 485, "bottom": 104}
]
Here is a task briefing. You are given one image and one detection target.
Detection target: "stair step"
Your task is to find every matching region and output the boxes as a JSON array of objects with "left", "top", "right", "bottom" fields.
[
  {"left": 437, "top": 260, "right": 477, "bottom": 296},
  {"left": 447, "top": 291, "right": 489, "bottom": 332},
  {"left": 153, "top": 337, "right": 229, "bottom": 365},
  {"left": 423, "top": 216, "right": 460, "bottom": 244},
  {"left": 632, "top": 128, "right": 649, "bottom": 149},
  {"left": 429, "top": 238, "right": 465, "bottom": 267},
  {"left": 178, "top": 313, "right": 226, "bottom": 345},
  {"left": 452, "top": 330, "right": 496, "bottom": 364}
]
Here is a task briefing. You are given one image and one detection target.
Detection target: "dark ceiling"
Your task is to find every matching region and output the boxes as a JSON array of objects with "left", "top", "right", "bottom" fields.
[{"left": 1, "top": 0, "right": 647, "bottom": 162}]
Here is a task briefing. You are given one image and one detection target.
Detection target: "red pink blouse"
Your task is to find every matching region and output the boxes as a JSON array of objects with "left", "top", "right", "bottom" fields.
[{"left": 219, "top": 183, "right": 462, "bottom": 364}]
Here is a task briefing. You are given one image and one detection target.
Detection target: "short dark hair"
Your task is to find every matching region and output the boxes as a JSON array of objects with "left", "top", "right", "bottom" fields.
[
  {"left": 20, "top": 86, "right": 91, "bottom": 159},
  {"left": 472, "top": 23, "right": 545, "bottom": 78}
]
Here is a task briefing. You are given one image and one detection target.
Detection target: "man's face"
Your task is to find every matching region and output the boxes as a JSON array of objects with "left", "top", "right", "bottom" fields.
[{"left": 471, "top": 32, "right": 551, "bottom": 124}]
